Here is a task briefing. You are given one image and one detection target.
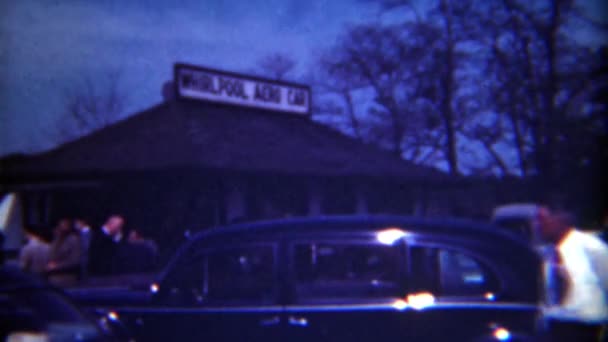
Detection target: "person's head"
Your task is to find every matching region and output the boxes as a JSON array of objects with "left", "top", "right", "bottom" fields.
[
  {"left": 537, "top": 207, "right": 573, "bottom": 243},
  {"left": 74, "top": 218, "right": 89, "bottom": 230},
  {"left": 104, "top": 215, "right": 125, "bottom": 236},
  {"left": 24, "top": 226, "right": 44, "bottom": 242},
  {"left": 54, "top": 218, "right": 73, "bottom": 237},
  {"left": 128, "top": 229, "right": 143, "bottom": 242}
]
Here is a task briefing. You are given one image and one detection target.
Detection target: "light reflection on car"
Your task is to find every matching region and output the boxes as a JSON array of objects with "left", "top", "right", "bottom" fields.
[{"left": 0, "top": 266, "right": 113, "bottom": 341}]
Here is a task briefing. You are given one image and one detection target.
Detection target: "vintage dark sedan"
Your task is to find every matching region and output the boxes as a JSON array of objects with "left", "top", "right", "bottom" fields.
[{"left": 96, "top": 215, "right": 544, "bottom": 341}]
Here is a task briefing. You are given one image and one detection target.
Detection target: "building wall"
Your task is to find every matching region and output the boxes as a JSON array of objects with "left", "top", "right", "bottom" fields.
[{"left": 15, "top": 172, "right": 554, "bottom": 263}]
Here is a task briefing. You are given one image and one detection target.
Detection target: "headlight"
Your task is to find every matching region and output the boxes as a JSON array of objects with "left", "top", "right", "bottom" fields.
[{"left": 492, "top": 327, "right": 511, "bottom": 341}]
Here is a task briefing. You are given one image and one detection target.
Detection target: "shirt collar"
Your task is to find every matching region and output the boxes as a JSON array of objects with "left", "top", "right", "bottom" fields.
[{"left": 102, "top": 226, "right": 122, "bottom": 242}]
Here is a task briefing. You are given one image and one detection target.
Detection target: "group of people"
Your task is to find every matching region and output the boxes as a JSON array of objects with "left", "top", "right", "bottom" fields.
[{"left": 19, "top": 215, "right": 158, "bottom": 285}]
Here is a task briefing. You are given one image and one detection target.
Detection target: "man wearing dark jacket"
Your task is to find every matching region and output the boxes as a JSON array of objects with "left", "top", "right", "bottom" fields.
[{"left": 88, "top": 215, "right": 125, "bottom": 275}]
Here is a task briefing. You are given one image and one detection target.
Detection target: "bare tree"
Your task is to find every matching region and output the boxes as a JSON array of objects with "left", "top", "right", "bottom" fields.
[
  {"left": 53, "top": 70, "right": 128, "bottom": 143},
  {"left": 481, "top": 0, "right": 606, "bottom": 180},
  {"left": 256, "top": 53, "right": 296, "bottom": 81},
  {"left": 318, "top": 0, "right": 604, "bottom": 183},
  {"left": 317, "top": 22, "right": 449, "bottom": 163},
  {"left": 364, "top": 0, "right": 491, "bottom": 175},
  {"left": 311, "top": 50, "right": 371, "bottom": 140},
  {"left": 321, "top": 0, "right": 493, "bottom": 174}
]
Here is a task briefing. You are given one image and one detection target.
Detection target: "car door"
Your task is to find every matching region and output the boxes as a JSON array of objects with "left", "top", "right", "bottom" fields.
[
  {"left": 282, "top": 233, "right": 414, "bottom": 341},
  {"left": 405, "top": 243, "right": 539, "bottom": 341},
  {"left": 119, "top": 241, "right": 285, "bottom": 342}
]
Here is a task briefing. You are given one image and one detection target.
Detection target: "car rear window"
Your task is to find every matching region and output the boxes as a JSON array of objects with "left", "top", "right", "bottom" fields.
[{"left": 292, "top": 241, "right": 403, "bottom": 300}]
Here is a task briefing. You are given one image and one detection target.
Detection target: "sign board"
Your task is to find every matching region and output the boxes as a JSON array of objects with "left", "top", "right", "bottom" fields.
[{"left": 174, "top": 63, "right": 311, "bottom": 115}]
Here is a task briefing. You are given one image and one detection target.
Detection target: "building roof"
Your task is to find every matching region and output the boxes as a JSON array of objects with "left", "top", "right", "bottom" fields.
[{"left": 1, "top": 100, "right": 447, "bottom": 181}]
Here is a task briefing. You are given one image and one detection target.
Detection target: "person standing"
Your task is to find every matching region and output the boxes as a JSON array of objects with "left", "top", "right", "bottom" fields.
[
  {"left": 47, "top": 219, "right": 81, "bottom": 286},
  {"left": 88, "top": 215, "right": 125, "bottom": 275},
  {"left": 538, "top": 207, "right": 608, "bottom": 341},
  {"left": 74, "top": 219, "right": 92, "bottom": 279},
  {"left": 128, "top": 229, "right": 159, "bottom": 255},
  {"left": 125, "top": 229, "right": 159, "bottom": 272},
  {"left": 19, "top": 226, "right": 50, "bottom": 275}
]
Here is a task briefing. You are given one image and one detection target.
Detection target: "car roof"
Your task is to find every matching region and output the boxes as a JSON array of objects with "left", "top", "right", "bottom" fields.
[
  {"left": 492, "top": 203, "right": 539, "bottom": 219},
  {"left": 190, "top": 215, "right": 528, "bottom": 246},
  {"left": 157, "top": 215, "right": 543, "bottom": 302}
]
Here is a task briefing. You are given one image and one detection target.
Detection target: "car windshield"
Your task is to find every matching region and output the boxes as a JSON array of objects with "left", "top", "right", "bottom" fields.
[{"left": 493, "top": 217, "right": 534, "bottom": 240}]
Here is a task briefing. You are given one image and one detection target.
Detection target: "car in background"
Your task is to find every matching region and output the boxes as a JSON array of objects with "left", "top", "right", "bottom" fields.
[
  {"left": 91, "top": 215, "right": 544, "bottom": 342},
  {"left": 491, "top": 203, "right": 543, "bottom": 245},
  {"left": 0, "top": 265, "right": 127, "bottom": 341}
]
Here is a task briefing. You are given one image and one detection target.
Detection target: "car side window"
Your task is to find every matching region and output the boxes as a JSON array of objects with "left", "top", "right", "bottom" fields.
[
  {"left": 205, "top": 244, "right": 276, "bottom": 303},
  {"left": 293, "top": 241, "right": 403, "bottom": 300},
  {"left": 160, "top": 249, "right": 206, "bottom": 305},
  {"left": 162, "top": 243, "right": 277, "bottom": 305},
  {"left": 410, "top": 246, "right": 499, "bottom": 297}
]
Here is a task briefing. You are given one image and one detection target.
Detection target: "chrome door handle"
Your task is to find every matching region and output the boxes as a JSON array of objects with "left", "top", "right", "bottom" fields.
[
  {"left": 259, "top": 316, "right": 280, "bottom": 326},
  {"left": 288, "top": 316, "right": 308, "bottom": 327}
]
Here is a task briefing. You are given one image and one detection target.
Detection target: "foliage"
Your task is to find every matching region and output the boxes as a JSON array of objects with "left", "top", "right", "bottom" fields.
[
  {"left": 53, "top": 70, "right": 128, "bottom": 143},
  {"left": 316, "top": 0, "right": 606, "bottom": 185}
]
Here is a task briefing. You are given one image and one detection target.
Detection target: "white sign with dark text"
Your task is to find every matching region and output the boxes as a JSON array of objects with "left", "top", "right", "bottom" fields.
[{"left": 175, "top": 64, "right": 310, "bottom": 115}]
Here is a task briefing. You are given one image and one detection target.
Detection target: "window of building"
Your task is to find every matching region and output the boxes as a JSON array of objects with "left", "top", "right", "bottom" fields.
[
  {"left": 322, "top": 182, "right": 356, "bottom": 215},
  {"left": 247, "top": 177, "right": 309, "bottom": 220},
  {"left": 292, "top": 241, "right": 404, "bottom": 300}
]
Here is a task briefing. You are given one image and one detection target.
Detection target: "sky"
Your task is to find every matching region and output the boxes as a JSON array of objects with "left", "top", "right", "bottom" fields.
[
  {"left": 0, "top": 0, "right": 606, "bottom": 159},
  {"left": 0, "top": 0, "right": 379, "bottom": 156}
]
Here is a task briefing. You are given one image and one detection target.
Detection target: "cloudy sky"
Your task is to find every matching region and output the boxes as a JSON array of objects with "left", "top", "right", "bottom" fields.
[
  {"left": 0, "top": 0, "right": 381, "bottom": 156},
  {"left": 0, "top": 0, "right": 605, "bottom": 157}
]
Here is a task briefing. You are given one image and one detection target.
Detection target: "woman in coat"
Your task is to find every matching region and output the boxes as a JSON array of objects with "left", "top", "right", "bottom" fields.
[{"left": 47, "top": 219, "right": 81, "bottom": 286}]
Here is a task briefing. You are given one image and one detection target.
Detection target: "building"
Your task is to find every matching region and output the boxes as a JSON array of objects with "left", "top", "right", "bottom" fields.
[{"left": 1, "top": 63, "right": 463, "bottom": 252}]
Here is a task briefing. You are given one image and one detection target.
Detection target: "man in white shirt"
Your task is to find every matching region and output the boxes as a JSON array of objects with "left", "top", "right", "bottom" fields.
[{"left": 538, "top": 207, "right": 608, "bottom": 341}]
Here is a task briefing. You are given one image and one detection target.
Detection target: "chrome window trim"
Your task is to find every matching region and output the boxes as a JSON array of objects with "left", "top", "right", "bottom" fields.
[{"left": 107, "top": 301, "right": 538, "bottom": 314}]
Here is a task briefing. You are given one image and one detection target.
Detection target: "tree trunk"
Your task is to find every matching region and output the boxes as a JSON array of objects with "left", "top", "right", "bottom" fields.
[
  {"left": 342, "top": 90, "right": 361, "bottom": 140},
  {"left": 539, "top": 0, "right": 561, "bottom": 186},
  {"left": 482, "top": 141, "right": 510, "bottom": 176},
  {"left": 507, "top": 103, "right": 528, "bottom": 176},
  {"left": 441, "top": 0, "right": 459, "bottom": 175},
  {"left": 390, "top": 105, "right": 405, "bottom": 157}
]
